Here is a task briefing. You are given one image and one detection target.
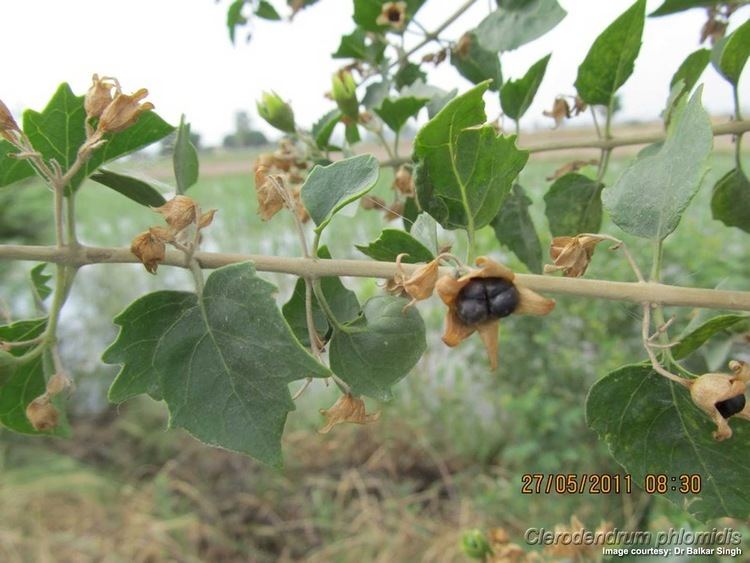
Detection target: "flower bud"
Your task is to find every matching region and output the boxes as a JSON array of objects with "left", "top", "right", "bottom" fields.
[
  {"left": 393, "top": 165, "right": 414, "bottom": 196},
  {"left": 98, "top": 88, "right": 154, "bottom": 133},
  {"left": 460, "top": 529, "right": 492, "bottom": 559},
  {"left": 256, "top": 91, "right": 296, "bottom": 134},
  {"left": 331, "top": 71, "right": 359, "bottom": 120},
  {"left": 84, "top": 74, "right": 115, "bottom": 119},
  {"left": 26, "top": 395, "right": 60, "bottom": 432},
  {"left": 0, "top": 98, "right": 20, "bottom": 143}
]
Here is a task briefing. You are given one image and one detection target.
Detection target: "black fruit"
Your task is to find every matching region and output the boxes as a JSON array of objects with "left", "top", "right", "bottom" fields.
[
  {"left": 716, "top": 394, "right": 746, "bottom": 419},
  {"left": 455, "top": 277, "right": 519, "bottom": 325}
]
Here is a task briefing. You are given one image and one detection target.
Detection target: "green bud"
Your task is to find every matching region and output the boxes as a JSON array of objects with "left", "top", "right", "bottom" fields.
[
  {"left": 256, "top": 91, "right": 296, "bottom": 134},
  {"left": 331, "top": 71, "right": 359, "bottom": 120},
  {"left": 460, "top": 529, "right": 492, "bottom": 559}
]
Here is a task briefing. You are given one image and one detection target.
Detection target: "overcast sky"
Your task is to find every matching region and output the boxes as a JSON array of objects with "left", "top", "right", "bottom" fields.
[{"left": 2, "top": 1, "right": 748, "bottom": 145}]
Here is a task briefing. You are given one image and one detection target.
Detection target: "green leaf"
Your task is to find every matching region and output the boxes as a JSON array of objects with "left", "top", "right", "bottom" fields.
[
  {"left": 450, "top": 33, "right": 503, "bottom": 91},
  {"left": 174, "top": 115, "right": 199, "bottom": 194},
  {"left": 544, "top": 173, "right": 603, "bottom": 236},
  {"left": 492, "top": 184, "right": 543, "bottom": 273},
  {"left": 103, "top": 262, "right": 331, "bottom": 466},
  {"left": 312, "top": 109, "right": 342, "bottom": 151},
  {"left": 345, "top": 122, "right": 361, "bottom": 145},
  {"left": 402, "top": 196, "right": 419, "bottom": 231},
  {"left": 500, "top": 54, "right": 551, "bottom": 121},
  {"left": 394, "top": 62, "right": 427, "bottom": 90},
  {"left": 90, "top": 169, "right": 167, "bottom": 207},
  {"left": 672, "top": 314, "right": 750, "bottom": 361},
  {"left": 409, "top": 212, "right": 439, "bottom": 255},
  {"left": 333, "top": 28, "right": 385, "bottom": 63},
  {"left": 0, "top": 140, "right": 34, "bottom": 187},
  {"left": 256, "top": 0, "right": 281, "bottom": 20},
  {"left": 574, "top": 0, "right": 646, "bottom": 105},
  {"left": 0, "top": 83, "right": 174, "bottom": 191},
  {"left": 670, "top": 48, "right": 710, "bottom": 94},
  {"left": 413, "top": 82, "right": 529, "bottom": 231},
  {"left": 650, "top": 0, "right": 722, "bottom": 17},
  {"left": 103, "top": 292, "right": 196, "bottom": 403},
  {"left": 374, "top": 97, "right": 428, "bottom": 133},
  {"left": 356, "top": 229, "right": 434, "bottom": 263},
  {"left": 400, "top": 81, "right": 456, "bottom": 118},
  {"left": 0, "top": 318, "right": 68, "bottom": 436},
  {"left": 711, "top": 18, "right": 750, "bottom": 86},
  {"left": 587, "top": 364, "right": 750, "bottom": 521},
  {"left": 330, "top": 296, "right": 425, "bottom": 400},
  {"left": 711, "top": 168, "right": 750, "bottom": 234},
  {"left": 475, "top": 0, "right": 566, "bottom": 53},
  {"left": 282, "top": 247, "right": 360, "bottom": 347},
  {"left": 227, "top": 0, "right": 247, "bottom": 43},
  {"left": 29, "top": 264, "right": 52, "bottom": 303},
  {"left": 362, "top": 81, "right": 391, "bottom": 110},
  {"left": 353, "top": 0, "right": 426, "bottom": 32},
  {"left": 300, "top": 154, "right": 380, "bottom": 232},
  {"left": 602, "top": 87, "right": 712, "bottom": 240}
]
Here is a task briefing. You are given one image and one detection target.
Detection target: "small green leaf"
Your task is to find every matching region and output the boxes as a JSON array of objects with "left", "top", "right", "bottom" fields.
[
  {"left": 29, "top": 264, "right": 52, "bottom": 303},
  {"left": 670, "top": 48, "right": 710, "bottom": 94},
  {"left": 409, "top": 212, "right": 439, "bottom": 255},
  {"left": 602, "top": 87, "right": 712, "bottom": 240},
  {"left": 500, "top": 54, "right": 551, "bottom": 121},
  {"left": 330, "top": 296, "right": 426, "bottom": 400},
  {"left": 227, "top": 0, "right": 247, "bottom": 43},
  {"left": 400, "top": 81, "right": 457, "bottom": 117},
  {"left": 450, "top": 33, "right": 503, "bottom": 91},
  {"left": 374, "top": 96, "right": 428, "bottom": 133},
  {"left": 0, "top": 83, "right": 174, "bottom": 191},
  {"left": 0, "top": 318, "right": 68, "bottom": 436},
  {"left": 650, "top": 0, "right": 722, "bottom": 17},
  {"left": 672, "top": 314, "right": 749, "bottom": 360},
  {"left": 362, "top": 81, "right": 391, "bottom": 109},
  {"left": 587, "top": 364, "right": 750, "bottom": 520},
  {"left": 413, "top": 82, "right": 529, "bottom": 231},
  {"left": 282, "top": 247, "right": 360, "bottom": 347},
  {"left": 333, "top": 28, "right": 386, "bottom": 63},
  {"left": 475, "top": 0, "right": 566, "bottom": 53},
  {"left": 312, "top": 109, "right": 342, "bottom": 150},
  {"left": 301, "top": 154, "right": 380, "bottom": 233},
  {"left": 394, "top": 62, "right": 427, "bottom": 90},
  {"left": 103, "top": 262, "right": 331, "bottom": 466},
  {"left": 492, "top": 184, "right": 543, "bottom": 273},
  {"left": 544, "top": 173, "right": 603, "bottom": 236},
  {"left": 256, "top": 0, "right": 281, "bottom": 20},
  {"left": 356, "top": 229, "right": 434, "bottom": 263},
  {"left": 711, "top": 168, "right": 750, "bottom": 234},
  {"left": 90, "top": 169, "right": 167, "bottom": 207},
  {"left": 103, "top": 292, "right": 196, "bottom": 403},
  {"left": 174, "top": 115, "right": 199, "bottom": 194},
  {"left": 575, "top": 0, "right": 646, "bottom": 105},
  {"left": 711, "top": 18, "right": 750, "bottom": 86}
]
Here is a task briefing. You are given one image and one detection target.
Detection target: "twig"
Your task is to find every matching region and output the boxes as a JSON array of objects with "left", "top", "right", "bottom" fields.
[
  {"left": 642, "top": 303, "right": 690, "bottom": 387},
  {"left": 3, "top": 244, "right": 750, "bottom": 311}
]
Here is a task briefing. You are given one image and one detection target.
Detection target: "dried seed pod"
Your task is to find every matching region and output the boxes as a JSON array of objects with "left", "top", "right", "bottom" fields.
[
  {"left": 98, "top": 88, "right": 154, "bottom": 133},
  {"left": 0, "top": 98, "right": 20, "bottom": 143},
  {"left": 545, "top": 235, "right": 605, "bottom": 278},
  {"left": 154, "top": 195, "right": 198, "bottom": 232},
  {"left": 131, "top": 227, "right": 169, "bottom": 274},
  {"left": 26, "top": 395, "right": 59, "bottom": 432},
  {"left": 543, "top": 97, "right": 571, "bottom": 128},
  {"left": 84, "top": 74, "right": 115, "bottom": 119},
  {"left": 689, "top": 366, "right": 750, "bottom": 441}
]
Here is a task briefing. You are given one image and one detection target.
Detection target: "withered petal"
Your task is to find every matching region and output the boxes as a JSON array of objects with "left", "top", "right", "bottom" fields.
[
  {"left": 514, "top": 285, "right": 556, "bottom": 316},
  {"left": 477, "top": 319, "right": 500, "bottom": 370},
  {"left": 441, "top": 309, "right": 476, "bottom": 347}
]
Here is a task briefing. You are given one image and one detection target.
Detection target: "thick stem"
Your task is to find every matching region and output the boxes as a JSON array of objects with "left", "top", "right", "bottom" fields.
[{"left": 3, "top": 244, "right": 750, "bottom": 311}]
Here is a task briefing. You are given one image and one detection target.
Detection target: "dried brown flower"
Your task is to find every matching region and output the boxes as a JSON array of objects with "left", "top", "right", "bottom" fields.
[
  {"left": 393, "top": 165, "right": 414, "bottom": 196},
  {"left": 98, "top": 88, "right": 154, "bottom": 133},
  {"left": 131, "top": 227, "right": 170, "bottom": 274},
  {"left": 46, "top": 373, "right": 72, "bottom": 396},
  {"left": 437, "top": 257, "right": 555, "bottom": 369},
  {"left": 84, "top": 74, "right": 116, "bottom": 119},
  {"left": 392, "top": 253, "right": 441, "bottom": 310},
  {"left": 26, "top": 395, "right": 60, "bottom": 432},
  {"left": 487, "top": 527, "right": 527, "bottom": 562},
  {"left": 0, "top": 98, "right": 20, "bottom": 143},
  {"left": 154, "top": 195, "right": 198, "bottom": 232},
  {"left": 545, "top": 235, "right": 605, "bottom": 278},
  {"left": 543, "top": 97, "right": 571, "bottom": 128},
  {"left": 255, "top": 166, "right": 286, "bottom": 221},
  {"left": 572, "top": 95, "right": 588, "bottom": 116},
  {"left": 376, "top": 1, "right": 407, "bottom": 30},
  {"left": 319, "top": 393, "right": 380, "bottom": 434},
  {"left": 700, "top": 11, "right": 727, "bottom": 44},
  {"left": 360, "top": 195, "right": 386, "bottom": 211}
]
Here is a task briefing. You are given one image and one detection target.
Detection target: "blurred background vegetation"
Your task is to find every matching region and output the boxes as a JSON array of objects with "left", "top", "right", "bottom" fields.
[{"left": 0, "top": 139, "right": 748, "bottom": 561}]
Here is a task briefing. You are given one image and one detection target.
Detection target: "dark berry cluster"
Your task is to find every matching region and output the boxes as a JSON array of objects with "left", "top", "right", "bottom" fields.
[
  {"left": 455, "top": 277, "right": 520, "bottom": 325},
  {"left": 716, "top": 394, "right": 746, "bottom": 419}
]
